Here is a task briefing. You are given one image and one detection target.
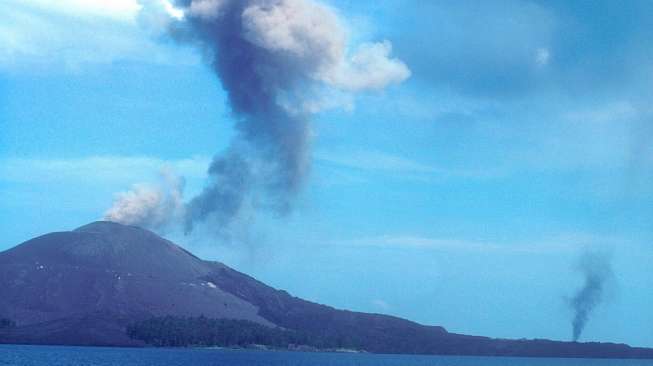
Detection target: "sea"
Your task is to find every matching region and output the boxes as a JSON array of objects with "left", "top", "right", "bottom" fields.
[{"left": 1, "top": 345, "right": 652, "bottom": 366}]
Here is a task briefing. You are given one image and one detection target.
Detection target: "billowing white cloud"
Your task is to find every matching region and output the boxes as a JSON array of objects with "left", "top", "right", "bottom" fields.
[
  {"left": 104, "top": 168, "right": 185, "bottom": 230},
  {"left": 237, "top": 0, "right": 410, "bottom": 95},
  {"left": 241, "top": 0, "right": 344, "bottom": 69},
  {"left": 327, "top": 41, "right": 411, "bottom": 91}
]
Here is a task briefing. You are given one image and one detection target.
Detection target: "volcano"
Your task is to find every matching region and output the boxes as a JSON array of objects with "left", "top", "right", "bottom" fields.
[{"left": 1, "top": 221, "right": 651, "bottom": 358}]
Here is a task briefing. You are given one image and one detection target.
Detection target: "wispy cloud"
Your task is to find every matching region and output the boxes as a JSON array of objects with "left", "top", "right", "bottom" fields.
[
  {"left": 535, "top": 47, "right": 550, "bottom": 66},
  {"left": 11, "top": 0, "right": 142, "bottom": 21},
  {"left": 336, "top": 235, "right": 501, "bottom": 252},
  {"left": 519, "top": 100, "right": 646, "bottom": 173},
  {"left": 316, "top": 150, "right": 440, "bottom": 174},
  {"left": 371, "top": 299, "right": 391, "bottom": 311},
  {"left": 564, "top": 101, "right": 639, "bottom": 126},
  {"left": 315, "top": 149, "right": 496, "bottom": 182},
  {"left": 0, "top": 0, "right": 197, "bottom": 71},
  {"left": 0, "top": 155, "right": 209, "bottom": 184},
  {"left": 333, "top": 232, "right": 629, "bottom": 254}
]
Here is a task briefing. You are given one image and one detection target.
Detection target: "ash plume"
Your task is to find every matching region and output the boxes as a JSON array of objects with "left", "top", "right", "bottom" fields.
[
  {"left": 569, "top": 251, "right": 613, "bottom": 342},
  {"left": 104, "top": 169, "right": 185, "bottom": 231},
  {"left": 158, "top": 0, "right": 410, "bottom": 235}
]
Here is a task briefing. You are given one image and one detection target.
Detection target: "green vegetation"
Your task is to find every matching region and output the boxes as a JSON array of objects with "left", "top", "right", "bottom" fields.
[
  {"left": 127, "top": 316, "right": 367, "bottom": 350},
  {"left": 0, "top": 318, "right": 16, "bottom": 329},
  {"left": 127, "top": 316, "right": 317, "bottom": 348}
]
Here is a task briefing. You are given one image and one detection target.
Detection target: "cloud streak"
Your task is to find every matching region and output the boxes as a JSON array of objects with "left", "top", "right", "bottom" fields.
[
  {"left": 0, "top": 0, "right": 197, "bottom": 71},
  {"left": 10, "top": 0, "right": 142, "bottom": 21},
  {"left": 315, "top": 149, "right": 501, "bottom": 182},
  {"left": 334, "top": 233, "right": 625, "bottom": 255},
  {"left": 0, "top": 155, "right": 209, "bottom": 184}
]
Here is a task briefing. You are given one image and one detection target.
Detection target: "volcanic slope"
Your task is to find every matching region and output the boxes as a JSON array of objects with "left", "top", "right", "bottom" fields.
[{"left": 1, "top": 221, "right": 652, "bottom": 358}]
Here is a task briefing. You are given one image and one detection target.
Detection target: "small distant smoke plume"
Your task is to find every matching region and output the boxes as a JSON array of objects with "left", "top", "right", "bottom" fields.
[
  {"left": 155, "top": 0, "right": 409, "bottom": 235},
  {"left": 104, "top": 169, "right": 185, "bottom": 231},
  {"left": 569, "top": 251, "right": 613, "bottom": 342}
]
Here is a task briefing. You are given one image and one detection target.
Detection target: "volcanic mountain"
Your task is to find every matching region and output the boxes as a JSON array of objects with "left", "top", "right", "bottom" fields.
[{"left": 1, "top": 221, "right": 651, "bottom": 358}]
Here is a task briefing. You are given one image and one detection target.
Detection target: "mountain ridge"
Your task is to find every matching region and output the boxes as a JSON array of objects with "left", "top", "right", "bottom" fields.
[{"left": 1, "top": 221, "right": 652, "bottom": 358}]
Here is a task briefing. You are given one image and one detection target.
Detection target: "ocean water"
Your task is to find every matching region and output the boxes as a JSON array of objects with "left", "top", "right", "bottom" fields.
[{"left": 1, "top": 345, "right": 652, "bottom": 366}]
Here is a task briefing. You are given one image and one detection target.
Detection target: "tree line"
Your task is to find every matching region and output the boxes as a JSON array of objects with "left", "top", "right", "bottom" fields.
[
  {"left": 127, "top": 316, "right": 330, "bottom": 348},
  {"left": 0, "top": 318, "right": 16, "bottom": 329}
]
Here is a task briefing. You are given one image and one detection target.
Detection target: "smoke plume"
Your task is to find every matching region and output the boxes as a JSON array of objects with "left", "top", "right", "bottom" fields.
[
  {"left": 107, "top": 0, "right": 409, "bottom": 235},
  {"left": 104, "top": 169, "right": 185, "bottom": 231},
  {"left": 162, "top": 0, "right": 409, "bottom": 235},
  {"left": 569, "top": 251, "right": 613, "bottom": 342}
]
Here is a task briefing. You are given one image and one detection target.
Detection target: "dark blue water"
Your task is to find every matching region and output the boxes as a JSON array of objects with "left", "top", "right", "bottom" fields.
[{"left": 1, "top": 345, "right": 652, "bottom": 366}]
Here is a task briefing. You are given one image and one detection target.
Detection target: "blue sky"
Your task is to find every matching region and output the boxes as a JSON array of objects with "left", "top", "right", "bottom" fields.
[{"left": 1, "top": 0, "right": 652, "bottom": 347}]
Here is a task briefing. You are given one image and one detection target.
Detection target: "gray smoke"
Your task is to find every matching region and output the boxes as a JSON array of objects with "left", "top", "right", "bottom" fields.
[
  {"left": 569, "top": 251, "right": 613, "bottom": 342},
  {"left": 104, "top": 168, "right": 185, "bottom": 231},
  {"left": 158, "top": 0, "right": 410, "bottom": 236}
]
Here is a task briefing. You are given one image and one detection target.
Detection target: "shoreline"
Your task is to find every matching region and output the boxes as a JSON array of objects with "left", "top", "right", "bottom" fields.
[{"left": 2, "top": 343, "right": 653, "bottom": 360}]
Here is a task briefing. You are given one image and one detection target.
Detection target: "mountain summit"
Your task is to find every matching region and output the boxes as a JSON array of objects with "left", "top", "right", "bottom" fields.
[
  {"left": 0, "top": 221, "right": 270, "bottom": 345},
  {"left": 6, "top": 221, "right": 208, "bottom": 278},
  {"left": 1, "top": 222, "right": 652, "bottom": 358}
]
